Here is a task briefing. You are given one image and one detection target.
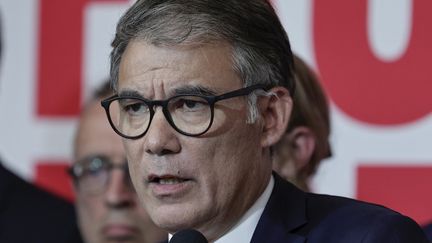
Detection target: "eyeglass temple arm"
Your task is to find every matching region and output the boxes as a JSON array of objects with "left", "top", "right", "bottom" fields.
[{"left": 214, "top": 84, "right": 268, "bottom": 102}]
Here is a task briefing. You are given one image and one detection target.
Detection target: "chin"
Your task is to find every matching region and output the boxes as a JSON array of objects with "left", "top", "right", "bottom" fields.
[{"left": 150, "top": 203, "right": 205, "bottom": 233}]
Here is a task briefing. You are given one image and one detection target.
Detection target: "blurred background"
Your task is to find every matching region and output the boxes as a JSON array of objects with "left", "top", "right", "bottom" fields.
[{"left": 0, "top": 0, "right": 430, "bottom": 225}]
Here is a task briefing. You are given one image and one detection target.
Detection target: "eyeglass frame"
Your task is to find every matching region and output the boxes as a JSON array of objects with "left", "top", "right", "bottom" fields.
[
  {"left": 67, "top": 155, "right": 132, "bottom": 195},
  {"left": 101, "top": 84, "right": 269, "bottom": 139}
]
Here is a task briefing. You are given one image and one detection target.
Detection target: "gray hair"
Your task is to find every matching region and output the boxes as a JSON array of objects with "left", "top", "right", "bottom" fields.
[{"left": 110, "top": 0, "right": 295, "bottom": 122}]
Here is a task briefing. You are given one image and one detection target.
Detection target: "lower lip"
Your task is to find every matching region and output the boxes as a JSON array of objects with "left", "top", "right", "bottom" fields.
[
  {"left": 103, "top": 225, "right": 137, "bottom": 239},
  {"left": 149, "top": 180, "right": 193, "bottom": 197}
]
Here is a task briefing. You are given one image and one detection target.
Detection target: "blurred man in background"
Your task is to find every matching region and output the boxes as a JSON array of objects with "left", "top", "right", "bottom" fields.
[
  {"left": 0, "top": 12, "right": 82, "bottom": 243},
  {"left": 272, "top": 55, "right": 331, "bottom": 192},
  {"left": 69, "top": 81, "right": 166, "bottom": 243}
]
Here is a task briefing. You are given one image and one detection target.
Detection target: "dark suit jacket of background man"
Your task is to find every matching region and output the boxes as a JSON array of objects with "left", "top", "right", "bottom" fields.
[
  {"left": 423, "top": 223, "right": 432, "bottom": 241},
  {"left": 0, "top": 161, "right": 83, "bottom": 243},
  {"left": 249, "top": 173, "right": 428, "bottom": 242}
]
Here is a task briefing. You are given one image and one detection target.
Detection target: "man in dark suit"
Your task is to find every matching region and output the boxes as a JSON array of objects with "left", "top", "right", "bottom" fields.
[
  {"left": 0, "top": 163, "right": 83, "bottom": 243},
  {"left": 101, "top": 0, "right": 429, "bottom": 242},
  {"left": 0, "top": 14, "right": 82, "bottom": 243}
]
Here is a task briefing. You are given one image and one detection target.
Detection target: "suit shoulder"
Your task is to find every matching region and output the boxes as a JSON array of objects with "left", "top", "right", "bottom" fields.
[
  {"left": 423, "top": 222, "right": 432, "bottom": 241},
  {"left": 300, "top": 193, "right": 428, "bottom": 242},
  {"left": 305, "top": 192, "right": 392, "bottom": 217},
  {"left": 0, "top": 163, "right": 82, "bottom": 243}
]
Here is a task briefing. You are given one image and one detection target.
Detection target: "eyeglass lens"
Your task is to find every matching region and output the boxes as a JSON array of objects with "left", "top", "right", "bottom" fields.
[
  {"left": 75, "top": 156, "right": 131, "bottom": 195},
  {"left": 109, "top": 95, "right": 212, "bottom": 137}
]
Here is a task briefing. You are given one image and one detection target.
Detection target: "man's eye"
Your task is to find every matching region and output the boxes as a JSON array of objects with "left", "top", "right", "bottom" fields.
[
  {"left": 86, "top": 158, "right": 104, "bottom": 171},
  {"left": 184, "top": 100, "right": 200, "bottom": 109},
  {"left": 123, "top": 102, "right": 149, "bottom": 115},
  {"left": 175, "top": 97, "right": 208, "bottom": 112}
]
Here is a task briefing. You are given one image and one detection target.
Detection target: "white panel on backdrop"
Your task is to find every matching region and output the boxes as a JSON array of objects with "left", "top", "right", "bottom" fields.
[
  {"left": 273, "top": 0, "right": 315, "bottom": 68},
  {"left": 369, "top": 0, "right": 412, "bottom": 61},
  {"left": 82, "top": 3, "right": 128, "bottom": 103},
  {"left": 0, "top": 0, "right": 40, "bottom": 179}
]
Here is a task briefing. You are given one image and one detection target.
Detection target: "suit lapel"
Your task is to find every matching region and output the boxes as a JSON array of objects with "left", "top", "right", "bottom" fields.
[{"left": 250, "top": 173, "right": 307, "bottom": 243}]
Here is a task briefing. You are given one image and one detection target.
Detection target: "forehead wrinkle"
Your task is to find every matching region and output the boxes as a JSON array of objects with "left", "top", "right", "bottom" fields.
[
  {"left": 119, "top": 68, "right": 172, "bottom": 100},
  {"left": 197, "top": 45, "right": 212, "bottom": 67}
]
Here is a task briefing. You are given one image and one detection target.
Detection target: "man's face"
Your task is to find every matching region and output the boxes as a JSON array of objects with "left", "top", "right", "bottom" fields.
[
  {"left": 74, "top": 100, "right": 166, "bottom": 243},
  {"left": 117, "top": 41, "right": 272, "bottom": 240}
]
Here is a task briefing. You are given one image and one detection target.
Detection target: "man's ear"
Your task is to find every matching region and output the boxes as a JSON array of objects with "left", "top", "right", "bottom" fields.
[
  {"left": 260, "top": 86, "right": 292, "bottom": 148},
  {"left": 284, "top": 126, "right": 316, "bottom": 171}
]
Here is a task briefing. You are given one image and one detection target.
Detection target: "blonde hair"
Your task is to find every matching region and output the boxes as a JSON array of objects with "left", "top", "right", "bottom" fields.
[{"left": 273, "top": 55, "right": 331, "bottom": 191}]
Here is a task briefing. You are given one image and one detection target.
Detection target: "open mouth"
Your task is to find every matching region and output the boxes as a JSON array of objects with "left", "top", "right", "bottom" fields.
[{"left": 148, "top": 175, "right": 191, "bottom": 185}]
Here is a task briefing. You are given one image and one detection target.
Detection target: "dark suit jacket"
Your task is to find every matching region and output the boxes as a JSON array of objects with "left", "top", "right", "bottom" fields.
[
  {"left": 250, "top": 173, "right": 429, "bottom": 242},
  {"left": 0, "top": 161, "right": 82, "bottom": 243},
  {"left": 423, "top": 222, "right": 432, "bottom": 241}
]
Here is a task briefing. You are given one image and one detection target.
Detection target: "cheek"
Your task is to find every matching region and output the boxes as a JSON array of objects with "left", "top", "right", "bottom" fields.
[
  {"left": 77, "top": 195, "right": 105, "bottom": 221},
  {"left": 123, "top": 139, "right": 142, "bottom": 161},
  {"left": 210, "top": 124, "right": 261, "bottom": 164},
  {"left": 124, "top": 140, "right": 143, "bottom": 185},
  {"left": 76, "top": 195, "right": 105, "bottom": 241},
  {"left": 210, "top": 125, "right": 264, "bottom": 180},
  {"left": 197, "top": 130, "right": 257, "bottom": 186},
  {"left": 136, "top": 203, "right": 154, "bottom": 225}
]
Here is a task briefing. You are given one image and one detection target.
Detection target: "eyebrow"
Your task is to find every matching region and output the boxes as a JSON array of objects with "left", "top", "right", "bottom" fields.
[
  {"left": 172, "top": 85, "right": 217, "bottom": 96},
  {"left": 118, "top": 90, "right": 144, "bottom": 99},
  {"left": 117, "top": 85, "right": 218, "bottom": 100}
]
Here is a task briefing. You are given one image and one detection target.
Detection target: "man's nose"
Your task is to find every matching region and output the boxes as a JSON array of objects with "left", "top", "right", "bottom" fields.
[
  {"left": 144, "top": 108, "right": 181, "bottom": 155},
  {"left": 104, "top": 169, "right": 135, "bottom": 208}
]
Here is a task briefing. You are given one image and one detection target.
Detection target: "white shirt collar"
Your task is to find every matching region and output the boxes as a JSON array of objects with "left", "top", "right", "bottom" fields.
[{"left": 168, "top": 175, "right": 274, "bottom": 243}]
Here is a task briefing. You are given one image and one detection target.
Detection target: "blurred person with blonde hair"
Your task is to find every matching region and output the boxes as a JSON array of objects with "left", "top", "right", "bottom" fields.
[{"left": 272, "top": 55, "right": 331, "bottom": 191}]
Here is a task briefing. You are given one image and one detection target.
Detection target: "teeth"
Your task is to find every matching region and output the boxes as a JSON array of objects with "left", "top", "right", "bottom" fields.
[{"left": 159, "top": 178, "right": 183, "bottom": 184}]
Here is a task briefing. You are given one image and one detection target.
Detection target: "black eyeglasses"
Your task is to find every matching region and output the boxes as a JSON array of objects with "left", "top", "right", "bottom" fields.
[
  {"left": 68, "top": 155, "right": 132, "bottom": 195},
  {"left": 101, "top": 84, "right": 267, "bottom": 139}
]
